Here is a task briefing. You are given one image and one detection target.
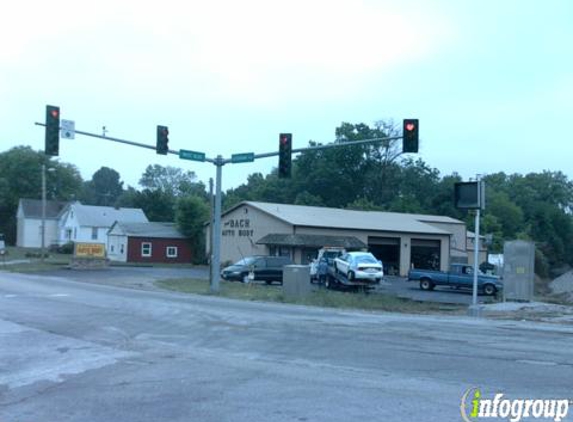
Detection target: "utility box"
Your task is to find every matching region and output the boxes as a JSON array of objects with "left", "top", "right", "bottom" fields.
[
  {"left": 503, "top": 240, "right": 535, "bottom": 302},
  {"left": 283, "top": 265, "right": 311, "bottom": 299}
]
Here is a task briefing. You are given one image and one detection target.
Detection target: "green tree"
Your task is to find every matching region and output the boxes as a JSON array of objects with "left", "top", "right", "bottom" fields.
[
  {"left": 116, "top": 187, "right": 176, "bottom": 222},
  {"left": 0, "top": 146, "right": 82, "bottom": 243},
  {"left": 140, "top": 164, "right": 206, "bottom": 198},
  {"left": 82, "top": 167, "right": 124, "bottom": 206},
  {"left": 175, "top": 195, "right": 209, "bottom": 263}
]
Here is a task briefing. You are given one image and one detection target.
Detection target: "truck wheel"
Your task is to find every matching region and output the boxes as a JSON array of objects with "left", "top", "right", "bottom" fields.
[
  {"left": 348, "top": 271, "right": 355, "bottom": 281},
  {"left": 483, "top": 284, "right": 496, "bottom": 296},
  {"left": 420, "top": 279, "right": 434, "bottom": 291}
]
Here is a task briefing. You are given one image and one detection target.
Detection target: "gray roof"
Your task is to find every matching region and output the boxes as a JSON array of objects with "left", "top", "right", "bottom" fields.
[
  {"left": 256, "top": 234, "right": 367, "bottom": 249},
  {"left": 110, "top": 222, "right": 186, "bottom": 239},
  {"left": 72, "top": 203, "right": 148, "bottom": 227},
  {"left": 19, "top": 199, "right": 69, "bottom": 219},
  {"left": 234, "top": 202, "right": 454, "bottom": 235}
]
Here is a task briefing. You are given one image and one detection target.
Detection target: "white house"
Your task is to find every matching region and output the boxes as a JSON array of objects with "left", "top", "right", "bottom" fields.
[
  {"left": 16, "top": 199, "right": 69, "bottom": 248},
  {"left": 58, "top": 202, "right": 148, "bottom": 246}
]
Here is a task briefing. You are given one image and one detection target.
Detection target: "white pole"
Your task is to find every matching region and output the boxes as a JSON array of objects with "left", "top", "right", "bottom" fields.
[
  {"left": 472, "top": 208, "right": 480, "bottom": 307},
  {"left": 41, "top": 164, "right": 46, "bottom": 262}
]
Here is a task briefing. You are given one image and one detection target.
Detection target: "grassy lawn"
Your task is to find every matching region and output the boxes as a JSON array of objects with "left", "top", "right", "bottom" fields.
[
  {"left": 0, "top": 246, "right": 71, "bottom": 272},
  {"left": 156, "top": 278, "right": 465, "bottom": 315}
]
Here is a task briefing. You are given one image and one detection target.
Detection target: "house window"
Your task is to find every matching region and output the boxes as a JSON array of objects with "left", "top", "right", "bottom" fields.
[
  {"left": 120, "top": 244, "right": 124, "bottom": 254},
  {"left": 111, "top": 245, "right": 115, "bottom": 253},
  {"left": 66, "top": 229, "right": 72, "bottom": 240},
  {"left": 73, "top": 228, "right": 77, "bottom": 239},
  {"left": 91, "top": 227, "right": 98, "bottom": 240},
  {"left": 141, "top": 242, "right": 152, "bottom": 257},
  {"left": 166, "top": 246, "right": 178, "bottom": 258}
]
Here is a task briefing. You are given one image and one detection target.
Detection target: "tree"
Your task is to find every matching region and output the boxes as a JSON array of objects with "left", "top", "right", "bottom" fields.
[
  {"left": 139, "top": 165, "right": 206, "bottom": 198},
  {"left": 117, "top": 187, "right": 177, "bottom": 222},
  {"left": 82, "top": 167, "right": 124, "bottom": 206},
  {"left": 0, "top": 146, "right": 83, "bottom": 244},
  {"left": 175, "top": 195, "right": 209, "bottom": 263}
]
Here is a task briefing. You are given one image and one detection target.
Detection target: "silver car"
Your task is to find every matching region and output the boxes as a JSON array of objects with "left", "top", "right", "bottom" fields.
[{"left": 334, "top": 252, "right": 384, "bottom": 282}]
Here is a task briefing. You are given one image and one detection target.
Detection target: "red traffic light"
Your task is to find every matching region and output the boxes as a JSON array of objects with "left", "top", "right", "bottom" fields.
[
  {"left": 405, "top": 122, "right": 415, "bottom": 132},
  {"left": 50, "top": 109, "right": 59, "bottom": 119}
]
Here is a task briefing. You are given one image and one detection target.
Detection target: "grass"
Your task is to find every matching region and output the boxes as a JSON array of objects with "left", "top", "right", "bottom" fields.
[
  {"left": 0, "top": 246, "right": 71, "bottom": 272},
  {"left": 155, "top": 278, "right": 466, "bottom": 315}
]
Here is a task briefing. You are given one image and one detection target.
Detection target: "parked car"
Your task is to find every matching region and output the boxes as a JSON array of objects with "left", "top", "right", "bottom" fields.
[
  {"left": 333, "top": 251, "right": 384, "bottom": 283},
  {"left": 221, "top": 255, "right": 293, "bottom": 284},
  {"left": 407, "top": 263, "right": 503, "bottom": 295}
]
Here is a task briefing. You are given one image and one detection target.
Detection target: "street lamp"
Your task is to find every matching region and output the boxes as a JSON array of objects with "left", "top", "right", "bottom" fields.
[{"left": 41, "top": 164, "right": 56, "bottom": 262}]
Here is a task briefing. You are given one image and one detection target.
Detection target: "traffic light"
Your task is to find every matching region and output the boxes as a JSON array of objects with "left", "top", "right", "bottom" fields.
[
  {"left": 156, "top": 125, "right": 169, "bottom": 155},
  {"left": 278, "top": 133, "right": 292, "bottom": 178},
  {"left": 402, "top": 119, "right": 419, "bottom": 153},
  {"left": 45, "top": 105, "right": 60, "bottom": 156}
]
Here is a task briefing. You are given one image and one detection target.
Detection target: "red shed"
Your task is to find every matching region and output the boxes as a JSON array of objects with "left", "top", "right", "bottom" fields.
[{"left": 107, "top": 221, "right": 192, "bottom": 264}]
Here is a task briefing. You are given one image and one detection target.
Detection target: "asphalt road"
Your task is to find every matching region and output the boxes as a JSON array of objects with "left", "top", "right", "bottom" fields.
[{"left": 1, "top": 271, "right": 572, "bottom": 422}]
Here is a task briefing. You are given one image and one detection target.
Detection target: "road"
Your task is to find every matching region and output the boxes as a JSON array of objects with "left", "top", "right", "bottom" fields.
[{"left": 1, "top": 271, "right": 572, "bottom": 422}]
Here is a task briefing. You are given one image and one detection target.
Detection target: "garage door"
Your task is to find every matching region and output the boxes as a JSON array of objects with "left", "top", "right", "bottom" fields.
[
  {"left": 411, "top": 239, "right": 441, "bottom": 270},
  {"left": 368, "top": 237, "right": 400, "bottom": 276}
]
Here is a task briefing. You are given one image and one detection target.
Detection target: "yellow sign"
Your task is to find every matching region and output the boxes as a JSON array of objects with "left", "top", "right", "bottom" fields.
[{"left": 74, "top": 243, "right": 106, "bottom": 258}]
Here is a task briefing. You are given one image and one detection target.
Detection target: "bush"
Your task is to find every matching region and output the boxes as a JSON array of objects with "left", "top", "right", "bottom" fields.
[{"left": 58, "top": 242, "right": 74, "bottom": 254}]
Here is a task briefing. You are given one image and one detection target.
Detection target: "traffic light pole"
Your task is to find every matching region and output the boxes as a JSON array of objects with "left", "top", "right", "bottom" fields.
[
  {"left": 211, "top": 156, "right": 224, "bottom": 293},
  {"left": 36, "top": 121, "right": 406, "bottom": 293}
]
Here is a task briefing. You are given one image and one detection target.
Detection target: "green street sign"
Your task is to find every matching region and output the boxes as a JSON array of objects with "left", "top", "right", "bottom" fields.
[
  {"left": 179, "top": 149, "right": 206, "bottom": 162},
  {"left": 231, "top": 153, "right": 255, "bottom": 163}
]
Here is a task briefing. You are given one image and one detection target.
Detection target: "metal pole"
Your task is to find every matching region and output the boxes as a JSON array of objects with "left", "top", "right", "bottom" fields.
[
  {"left": 472, "top": 208, "right": 481, "bottom": 307},
  {"left": 41, "top": 164, "right": 46, "bottom": 262},
  {"left": 210, "top": 156, "right": 223, "bottom": 293},
  {"left": 209, "top": 178, "right": 214, "bottom": 285}
]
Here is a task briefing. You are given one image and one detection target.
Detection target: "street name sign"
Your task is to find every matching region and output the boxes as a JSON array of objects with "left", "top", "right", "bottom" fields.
[{"left": 179, "top": 149, "right": 206, "bottom": 162}]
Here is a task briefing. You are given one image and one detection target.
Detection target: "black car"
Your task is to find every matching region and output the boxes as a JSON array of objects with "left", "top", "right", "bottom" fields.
[{"left": 221, "top": 255, "right": 293, "bottom": 284}]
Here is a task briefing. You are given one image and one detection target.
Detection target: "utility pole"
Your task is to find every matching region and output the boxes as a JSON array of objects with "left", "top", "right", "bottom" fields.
[
  {"left": 209, "top": 178, "right": 214, "bottom": 285},
  {"left": 41, "top": 164, "right": 46, "bottom": 262}
]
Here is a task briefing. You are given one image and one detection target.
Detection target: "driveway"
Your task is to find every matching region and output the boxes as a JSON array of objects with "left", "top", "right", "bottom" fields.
[
  {"left": 34, "top": 265, "right": 210, "bottom": 291},
  {"left": 376, "top": 276, "right": 499, "bottom": 305}
]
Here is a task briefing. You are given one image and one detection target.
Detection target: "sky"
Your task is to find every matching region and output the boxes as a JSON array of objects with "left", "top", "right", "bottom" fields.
[{"left": 1, "top": 0, "right": 572, "bottom": 192}]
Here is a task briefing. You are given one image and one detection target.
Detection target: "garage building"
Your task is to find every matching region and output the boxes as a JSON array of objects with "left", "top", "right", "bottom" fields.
[{"left": 211, "top": 202, "right": 468, "bottom": 277}]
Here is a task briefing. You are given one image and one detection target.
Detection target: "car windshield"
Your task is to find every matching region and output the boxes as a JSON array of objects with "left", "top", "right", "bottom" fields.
[
  {"left": 234, "top": 257, "right": 257, "bottom": 266},
  {"left": 354, "top": 255, "right": 378, "bottom": 264}
]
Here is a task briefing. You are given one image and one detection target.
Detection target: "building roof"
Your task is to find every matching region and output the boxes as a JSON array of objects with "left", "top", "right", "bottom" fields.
[
  {"left": 229, "top": 202, "right": 454, "bottom": 236},
  {"left": 19, "top": 199, "right": 69, "bottom": 219},
  {"left": 109, "top": 221, "right": 186, "bottom": 239},
  {"left": 71, "top": 203, "right": 148, "bottom": 227},
  {"left": 256, "top": 233, "right": 367, "bottom": 249}
]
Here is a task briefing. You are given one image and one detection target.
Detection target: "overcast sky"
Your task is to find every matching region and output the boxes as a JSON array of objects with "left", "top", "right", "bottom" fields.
[{"left": 1, "top": 0, "right": 572, "bottom": 191}]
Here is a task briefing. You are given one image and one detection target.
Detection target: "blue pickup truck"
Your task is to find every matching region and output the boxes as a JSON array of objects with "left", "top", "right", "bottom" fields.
[{"left": 408, "top": 264, "right": 503, "bottom": 296}]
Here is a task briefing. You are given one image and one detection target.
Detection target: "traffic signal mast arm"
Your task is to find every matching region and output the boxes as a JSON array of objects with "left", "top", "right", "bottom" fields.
[
  {"left": 36, "top": 123, "right": 405, "bottom": 163},
  {"left": 245, "top": 134, "right": 405, "bottom": 162},
  {"left": 34, "top": 122, "right": 217, "bottom": 164}
]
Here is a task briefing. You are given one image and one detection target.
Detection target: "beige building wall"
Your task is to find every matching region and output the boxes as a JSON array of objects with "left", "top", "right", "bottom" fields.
[
  {"left": 210, "top": 203, "right": 456, "bottom": 276},
  {"left": 215, "top": 203, "right": 292, "bottom": 265},
  {"left": 467, "top": 235, "right": 488, "bottom": 267}
]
